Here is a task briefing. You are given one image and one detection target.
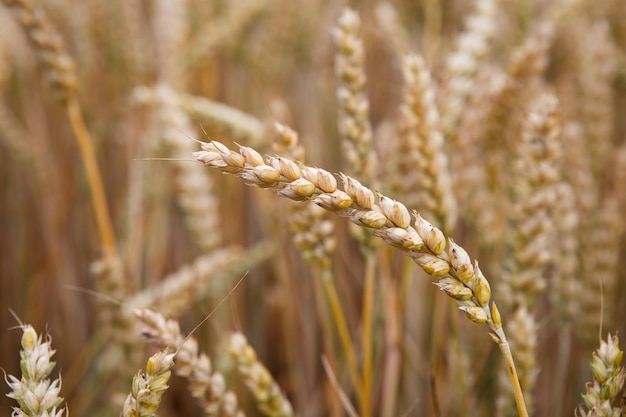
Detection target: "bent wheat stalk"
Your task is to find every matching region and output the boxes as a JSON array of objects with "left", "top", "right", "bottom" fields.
[{"left": 193, "top": 139, "right": 529, "bottom": 417}]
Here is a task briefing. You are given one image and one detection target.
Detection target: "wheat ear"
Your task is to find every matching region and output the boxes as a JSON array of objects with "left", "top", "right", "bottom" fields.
[
  {"left": 440, "top": 0, "right": 499, "bottom": 139},
  {"left": 5, "top": 325, "right": 68, "bottom": 417},
  {"left": 576, "top": 334, "right": 626, "bottom": 417},
  {"left": 397, "top": 53, "right": 457, "bottom": 234},
  {"left": 121, "top": 350, "right": 175, "bottom": 417},
  {"left": 134, "top": 308, "right": 245, "bottom": 417},
  {"left": 193, "top": 139, "right": 529, "bottom": 417},
  {"left": 229, "top": 333, "right": 295, "bottom": 417}
]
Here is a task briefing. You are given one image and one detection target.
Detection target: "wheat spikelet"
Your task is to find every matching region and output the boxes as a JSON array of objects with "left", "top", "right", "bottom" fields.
[
  {"left": 153, "top": 0, "right": 188, "bottom": 88},
  {"left": 125, "top": 246, "right": 267, "bottom": 318},
  {"left": 574, "top": 197, "right": 623, "bottom": 346},
  {"left": 150, "top": 83, "right": 223, "bottom": 252},
  {"left": 228, "top": 332, "right": 294, "bottom": 417},
  {"left": 576, "top": 334, "right": 626, "bottom": 417},
  {"left": 499, "top": 93, "right": 561, "bottom": 310},
  {"left": 333, "top": 7, "right": 377, "bottom": 186},
  {"left": 440, "top": 0, "right": 499, "bottom": 139},
  {"left": 373, "top": 2, "right": 410, "bottom": 56},
  {"left": 189, "top": 0, "right": 266, "bottom": 66},
  {"left": 549, "top": 181, "right": 580, "bottom": 323},
  {"left": 396, "top": 53, "right": 457, "bottom": 233},
  {"left": 1, "top": 0, "right": 77, "bottom": 103},
  {"left": 5, "top": 325, "right": 68, "bottom": 417},
  {"left": 134, "top": 308, "right": 245, "bottom": 417},
  {"left": 121, "top": 350, "right": 175, "bottom": 417},
  {"left": 273, "top": 122, "right": 336, "bottom": 270}
]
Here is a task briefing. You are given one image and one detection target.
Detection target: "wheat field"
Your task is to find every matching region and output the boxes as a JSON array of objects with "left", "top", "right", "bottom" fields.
[{"left": 1, "top": 0, "right": 625, "bottom": 416}]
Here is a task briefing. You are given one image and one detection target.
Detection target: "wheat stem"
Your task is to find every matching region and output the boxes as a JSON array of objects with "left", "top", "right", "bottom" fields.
[
  {"left": 66, "top": 99, "right": 117, "bottom": 258},
  {"left": 321, "top": 268, "right": 363, "bottom": 404},
  {"left": 498, "top": 339, "right": 529, "bottom": 417},
  {"left": 360, "top": 255, "right": 376, "bottom": 417}
]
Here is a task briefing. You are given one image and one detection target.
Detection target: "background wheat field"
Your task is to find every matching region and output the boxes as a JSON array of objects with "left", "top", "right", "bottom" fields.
[{"left": 1, "top": 0, "right": 626, "bottom": 416}]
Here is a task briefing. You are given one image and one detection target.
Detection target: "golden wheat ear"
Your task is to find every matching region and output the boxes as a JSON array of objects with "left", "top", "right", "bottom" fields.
[{"left": 6, "top": 324, "right": 69, "bottom": 417}]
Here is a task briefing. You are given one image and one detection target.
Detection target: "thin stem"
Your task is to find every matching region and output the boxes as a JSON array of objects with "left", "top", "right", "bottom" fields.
[
  {"left": 313, "top": 269, "right": 343, "bottom": 417},
  {"left": 498, "top": 338, "right": 529, "bottom": 417},
  {"left": 379, "top": 249, "right": 401, "bottom": 417},
  {"left": 321, "top": 269, "right": 362, "bottom": 405},
  {"left": 360, "top": 254, "right": 377, "bottom": 417},
  {"left": 553, "top": 326, "right": 572, "bottom": 417},
  {"left": 66, "top": 99, "right": 117, "bottom": 258}
]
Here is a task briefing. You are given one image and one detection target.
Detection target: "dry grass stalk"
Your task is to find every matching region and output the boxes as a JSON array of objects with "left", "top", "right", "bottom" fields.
[
  {"left": 121, "top": 350, "right": 175, "bottom": 417},
  {"left": 397, "top": 53, "right": 457, "bottom": 234},
  {"left": 440, "top": 0, "right": 499, "bottom": 139},
  {"left": 134, "top": 308, "right": 244, "bottom": 417},
  {"left": 5, "top": 324, "right": 68, "bottom": 417},
  {"left": 228, "top": 333, "right": 295, "bottom": 417},
  {"left": 575, "top": 334, "right": 626, "bottom": 417},
  {"left": 193, "top": 138, "right": 529, "bottom": 416}
]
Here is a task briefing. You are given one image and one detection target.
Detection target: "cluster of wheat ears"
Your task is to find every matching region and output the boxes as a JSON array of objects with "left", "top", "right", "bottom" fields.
[{"left": 1, "top": 0, "right": 625, "bottom": 416}]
